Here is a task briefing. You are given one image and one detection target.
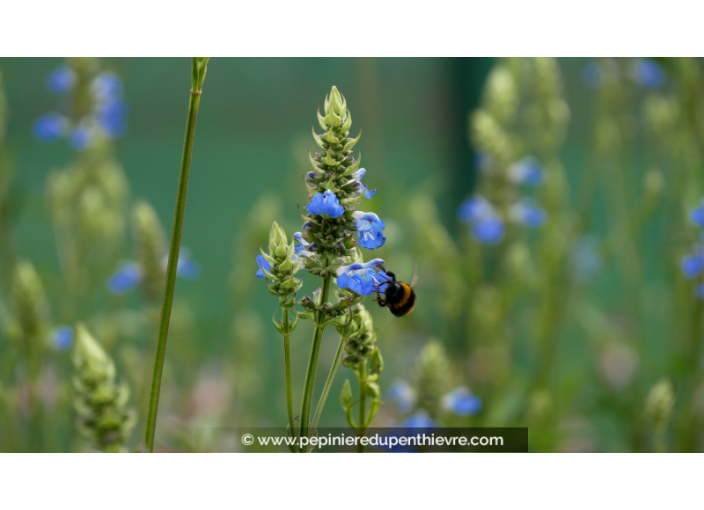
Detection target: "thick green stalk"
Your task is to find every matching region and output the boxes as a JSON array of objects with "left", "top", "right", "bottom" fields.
[
  {"left": 312, "top": 334, "right": 346, "bottom": 429},
  {"left": 282, "top": 307, "right": 296, "bottom": 449},
  {"left": 145, "top": 59, "right": 206, "bottom": 452},
  {"left": 299, "top": 275, "right": 332, "bottom": 446},
  {"left": 357, "top": 360, "right": 367, "bottom": 453}
]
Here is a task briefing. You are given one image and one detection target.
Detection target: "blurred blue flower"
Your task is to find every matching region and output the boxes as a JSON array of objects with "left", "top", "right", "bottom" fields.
[
  {"left": 682, "top": 251, "right": 704, "bottom": 280},
  {"left": 404, "top": 410, "right": 435, "bottom": 428},
  {"left": 458, "top": 195, "right": 493, "bottom": 224},
  {"left": 92, "top": 72, "right": 123, "bottom": 100},
  {"left": 176, "top": 255, "right": 201, "bottom": 280},
  {"left": 97, "top": 98, "right": 127, "bottom": 138},
  {"left": 353, "top": 211, "right": 386, "bottom": 250},
  {"left": 33, "top": 113, "right": 68, "bottom": 142},
  {"left": 255, "top": 254, "right": 272, "bottom": 278},
  {"left": 107, "top": 262, "right": 142, "bottom": 293},
  {"left": 387, "top": 379, "right": 415, "bottom": 414},
  {"left": 47, "top": 67, "right": 76, "bottom": 94},
  {"left": 49, "top": 325, "right": 73, "bottom": 351},
  {"left": 510, "top": 199, "right": 546, "bottom": 228},
  {"left": 307, "top": 190, "right": 344, "bottom": 218},
  {"left": 69, "top": 126, "right": 92, "bottom": 150},
  {"left": 633, "top": 59, "right": 665, "bottom": 89},
  {"left": 472, "top": 215, "right": 505, "bottom": 244},
  {"left": 690, "top": 202, "right": 704, "bottom": 227},
  {"left": 442, "top": 386, "right": 481, "bottom": 416},
  {"left": 509, "top": 157, "right": 543, "bottom": 186}
]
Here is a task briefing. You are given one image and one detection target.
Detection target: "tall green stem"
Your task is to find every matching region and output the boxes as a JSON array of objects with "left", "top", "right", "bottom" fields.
[
  {"left": 357, "top": 360, "right": 367, "bottom": 453},
  {"left": 299, "top": 275, "right": 332, "bottom": 445},
  {"left": 282, "top": 307, "right": 296, "bottom": 447},
  {"left": 312, "top": 334, "right": 346, "bottom": 429},
  {"left": 145, "top": 58, "right": 207, "bottom": 452}
]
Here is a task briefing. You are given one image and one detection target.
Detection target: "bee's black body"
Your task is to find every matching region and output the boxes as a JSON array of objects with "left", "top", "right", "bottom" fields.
[{"left": 374, "top": 270, "right": 416, "bottom": 317}]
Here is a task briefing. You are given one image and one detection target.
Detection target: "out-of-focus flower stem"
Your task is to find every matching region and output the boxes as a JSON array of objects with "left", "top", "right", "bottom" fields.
[
  {"left": 312, "top": 334, "right": 346, "bottom": 430},
  {"left": 299, "top": 274, "right": 331, "bottom": 447},
  {"left": 145, "top": 58, "right": 208, "bottom": 453}
]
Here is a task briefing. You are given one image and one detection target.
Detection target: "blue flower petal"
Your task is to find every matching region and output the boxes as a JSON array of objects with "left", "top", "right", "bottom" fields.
[
  {"left": 682, "top": 254, "right": 704, "bottom": 279},
  {"left": 353, "top": 211, "right": 386, "bottom": 250},
  {"left": 47, "top": 67, "right": 76, "bottom": 94},
  {"left": 458, "top": 195, "right": 493, "bottom": 224},
  {"left": 97, "top": 98, "right": 127, "bottom": 137},
  {"left": 107, "top": 262, "right": 142, "bottom": 293},
  {"left": 472, "top": 216, "right": 505, "bottom": 244},
  {"left": 256, "top": 255, "right": 272, "bottom": 278},
  {"left": 33, "top": 113, "right": 68, "bottom": 142},
  {"left": 70, "top": 126, "right": 92, "bottom": 150},
  {"left": 635, "top": 59, "right": 665, "bottom": 89},
  {"left": 690, "top": 205, "right": 704, "bottom": 227},
  {"left": 443, "top": 387, "right": 481, "bottom": 416},
  {"left": 404, "top": 410, "right": 435, "bottom": 429},
  {"left": 307, "top": 190, "right": 344, "bottom": 218},
  {"left": 50, "top": 325, "right": 74, "bottom": 351},
  {"left": 388, "top": 380, "right": 415, "bottom": 414},
  {"left": 176, "top": 257, "right": 201, "bottom": 280},
  {"left": 511, "top": 201, "right": 546, "bottom": 228}
]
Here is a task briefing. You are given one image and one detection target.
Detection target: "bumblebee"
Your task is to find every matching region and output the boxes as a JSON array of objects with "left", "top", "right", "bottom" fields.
[{"left": 373, "top": 266, "right": 417, "bottom": 317}]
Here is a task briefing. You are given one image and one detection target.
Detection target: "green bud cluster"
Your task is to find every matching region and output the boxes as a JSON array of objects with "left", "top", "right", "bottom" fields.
[
  {"left": 415, "top": 341, "right": 450, "bottom": 420},
  {"left": 646, "top": 379, "right": 675, "bottom": 429},
  {"left": 302, "top": 86, "right": 363, "bottom": 271},
  {"left": 71, "top": 323, "right": 136, "bottom": 452},
  {"left": 8, "top": 261, "right": 50, "bottom": 348},
  {"left": 259, "top": 222, "right": 303, "bottom": 308},
  {"left": 339, "top": 305, "right": 379, "bottom": 367},
  {"left": 133, "top": 199, "right": 167, "bottom": 300}
]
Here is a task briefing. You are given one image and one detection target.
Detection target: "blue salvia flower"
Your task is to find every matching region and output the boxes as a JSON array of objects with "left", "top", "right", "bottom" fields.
[
  {"left": 47, "top": 67, "right": 76, "bottom": 94},
  {"left": 307, "top": 189, "right": 344, "bottom": 218},
  {"left": 34, "top": 64, "right": 127, "bottom": 149},
  {"left": 690, "top": 201, "right": 704, "bottom": 227},
  {"left": 633, "top": 59, "right": 665, "bottom": 89},
  {"left": 509, "top": 157, "right": 544, "bottom": 186},
  {"left": 49, "top": 325, "right": 74, "bottom": 351},
  {"left": 472, "top": 214, "right": 505, "bottom": 244},
  {"left": 387, "top": 379, "right": 415, "bottom": 414},
  {"left": 682, "top": 250, "right": 704, "bottom": 280},
  {"left": 255, "top": 254, "right": 273, "bottom": 278},
  {"left": 458, "top": 195, "right": 493, "bottom": 223},
  {"left": 350, "top": 168, "right": 377, "bottom": 199},
  {"left": 336, "top": 259, "right": 385, "bottom": 296},
  {"left": 441, "top": 386, "right": 481, "bottom": 416},
  {"left": 33, "top": 112, "right": 69, "bottom": 142},
  {"left": 108, "top": 261, "right": 143, "bottom": 293},
  {"left": 509, "top": 198, "right": 546, "bottom": 228},
  {"left": 404, "top": 409, "right": 435, "bottom": 428},
  {"left": 108, "top": 251, "right": 200, "bottom": 294},
  {"left": 352, "top": 211, "right": 386, "bottom": 250}
]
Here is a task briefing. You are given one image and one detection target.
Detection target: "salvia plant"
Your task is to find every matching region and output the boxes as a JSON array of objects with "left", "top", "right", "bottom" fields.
[{"left": 256, "top": 86, "right": 389, "bottom": 452}]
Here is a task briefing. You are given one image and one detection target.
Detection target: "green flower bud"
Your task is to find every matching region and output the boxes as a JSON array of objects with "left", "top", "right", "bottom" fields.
[
  {"left": 133, "top": 199, "right": 167, "bottom": 300},
  {"left": 10, "top": 260, "right": 50, "bottom": 346},
  {"left": 415, "top": 341, "right": 450, "bottom": 420},
  {"left": 646, "top": 379, "right": 675, "bottom": 426},
  {"left": 340, "top": 379, "right": 354, "bottom": 410},
  {"left": 71, "top": 323, "right": 136, "bottom": 452},
  {"left": 269, "top": 221, "right": 288, "bottom": 258}
]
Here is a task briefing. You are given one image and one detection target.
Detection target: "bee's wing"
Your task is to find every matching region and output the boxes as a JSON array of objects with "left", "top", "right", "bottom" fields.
[{"left": 410, "top": 260, "right": 418, "bottom": 288}]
